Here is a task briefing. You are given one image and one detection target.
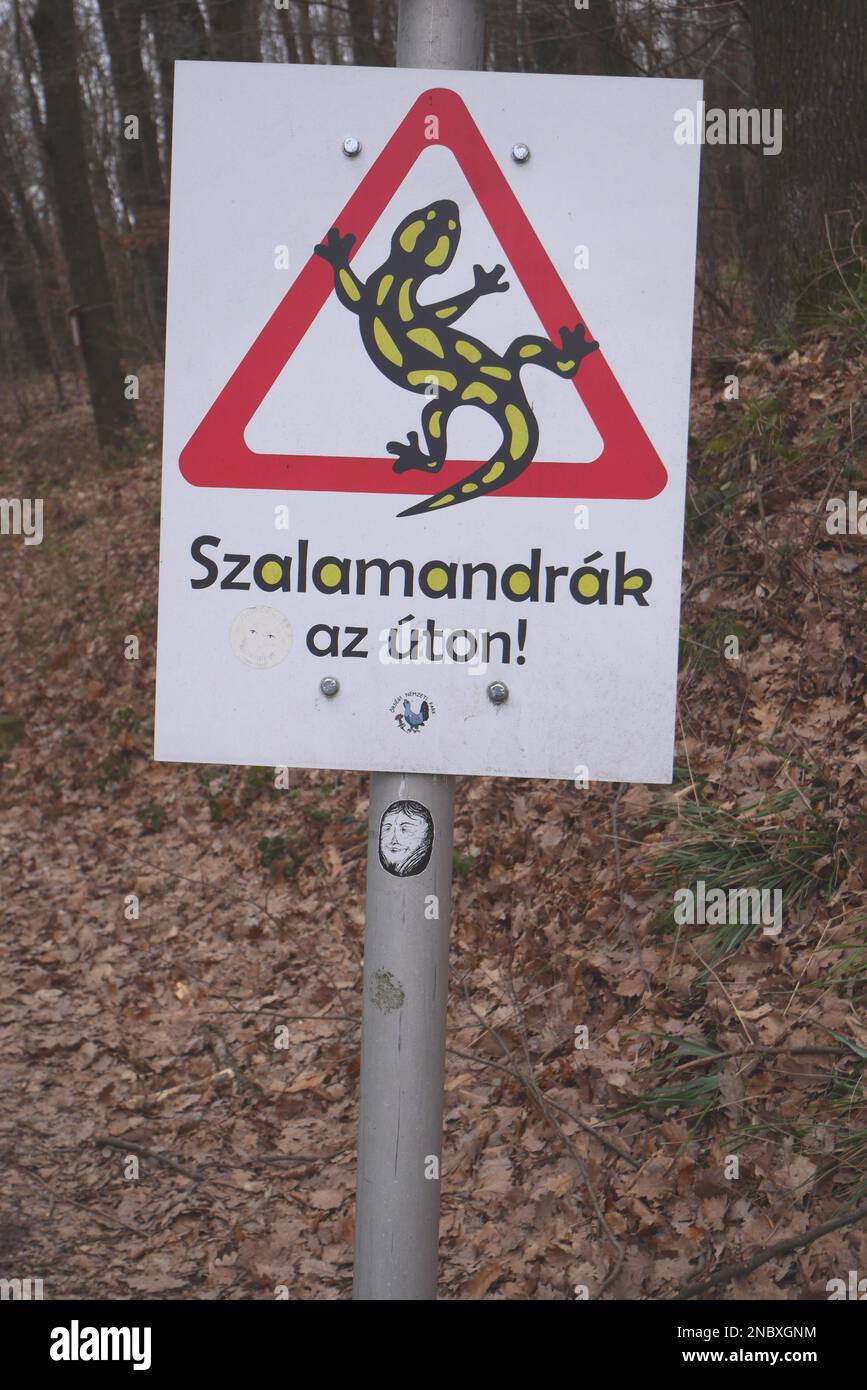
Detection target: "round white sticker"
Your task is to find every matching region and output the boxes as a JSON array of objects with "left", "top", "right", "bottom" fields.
[{"left": 230, "top": 606, "right": 292, "bottom": 669}]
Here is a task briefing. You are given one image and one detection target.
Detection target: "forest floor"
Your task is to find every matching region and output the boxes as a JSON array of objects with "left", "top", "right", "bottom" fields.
[{"left": 1, "top": 291, "right": 865, "bottom": 1300}]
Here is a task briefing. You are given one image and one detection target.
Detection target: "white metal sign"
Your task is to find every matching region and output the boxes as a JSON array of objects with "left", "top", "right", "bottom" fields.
[{"left": 155, "top": 62, "right": 701, "bottom": 781}]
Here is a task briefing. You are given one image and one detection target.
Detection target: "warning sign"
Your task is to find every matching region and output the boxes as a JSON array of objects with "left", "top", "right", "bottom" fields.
[
  {"left": 156, "top": 62, "right": 701, "bottom": 781},
  {"left": 180, "top": 85, "right": 667, "bottom": 505}
]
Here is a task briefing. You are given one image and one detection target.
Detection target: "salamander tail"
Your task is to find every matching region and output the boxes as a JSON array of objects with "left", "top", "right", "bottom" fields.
[
  {"left": 398, "top": 454, "right": 528, "bottom": 517},
  {"left": 399, "top": 399, "right": 539, "bottom": 517}
]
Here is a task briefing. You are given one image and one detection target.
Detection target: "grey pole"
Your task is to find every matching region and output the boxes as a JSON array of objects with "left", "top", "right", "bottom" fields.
[
  {"left": 353, "top": 0, "right": 485, "bottom": 1303},
  {"left": 396, "top": 0, "right": 485, "bottom": 70},
  {"left": 353, "top": 772, "right": 455, "bottom": 1300}
]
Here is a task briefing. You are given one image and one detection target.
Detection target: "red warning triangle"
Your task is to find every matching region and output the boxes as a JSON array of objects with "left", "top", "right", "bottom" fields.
[{"left": 179, "top": 87, "right": 667, "bottom": 502}]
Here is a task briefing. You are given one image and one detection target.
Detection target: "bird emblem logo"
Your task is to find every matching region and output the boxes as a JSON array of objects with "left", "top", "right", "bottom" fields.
[{"left": 393, "top": 695, "right": 432, "bottom": 733}]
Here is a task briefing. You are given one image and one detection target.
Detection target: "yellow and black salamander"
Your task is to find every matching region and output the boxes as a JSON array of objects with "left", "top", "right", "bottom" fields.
[{"left": 314, "top": 198, "right": 598, "bottom": 515}]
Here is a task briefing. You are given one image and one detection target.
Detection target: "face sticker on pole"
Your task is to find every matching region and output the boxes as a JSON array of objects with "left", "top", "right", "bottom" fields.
[{"left": 378, "top": 799, "right": 435, "bottom": 877}]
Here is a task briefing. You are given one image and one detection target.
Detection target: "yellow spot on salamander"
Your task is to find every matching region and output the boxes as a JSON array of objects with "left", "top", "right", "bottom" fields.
[
  {"left": 480, "top": 365, "right": 512, "bottom": 379},
  {"left": 339, "top": 270, "right": 360, "bottom": 302},
  {"left": 426, "top": 210, "right": 436, "bottom": 220},
  {"left": 399, "top": 220, "right": 425, "bottom": 252},
  {"left": 505, "top": 404, "right": 529, "bottom": 459},
  {"left": 462, "top": 382, "right": 498, "bottom": 405},
  {"left": 376, "top": 274, "right": 394, "bottom": 305},
  {"left": 436, "top": 305, "right": 458, "bottom": 319},
  {"left": 424, "top": 235, "right": 450, "bottom": 267},
  {"left": 407, "top": 369, "right": 457, "bottom": 391},
  {"left": 519, "top": 344, "right": 542, "bottom": 358},
  {"left": 461, "top": 482, "right": 478, "bottom": 493},
  {"left": 398, "top": 279, "right": 414, "bottom": 322},
  {"left": 429, "top": 493, "right": 455, "bottom": 508},
  {"left": 448, "top": 219, "right": 456, "bottom": 230},
  {"left": 482, "top": 460, "right": 505, "bottom": 484},
  {"left": 557, "top": 359, "right": 576, "bottom": 372},
  {"left": 373, "top": 316, "right": 403, "bottom": 367},
  {"left": 407, "top": 327, "right": 444, "bottom": 358},
  {"left": 428, "top": 410, "right": 442, "bottom": 439},
  {"left": 455, "top": 340, "right": 481, "bottom": 362}
]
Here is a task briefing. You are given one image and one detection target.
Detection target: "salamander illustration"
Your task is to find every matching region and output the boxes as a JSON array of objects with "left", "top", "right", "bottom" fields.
[{"left": 314, "top": 199, "right": 598, "bottom": 516}]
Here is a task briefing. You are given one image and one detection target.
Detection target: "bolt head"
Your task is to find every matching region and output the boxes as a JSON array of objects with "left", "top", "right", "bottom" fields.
[
  {"left": 342, "top": 136, "right": 361, "bottom": 157},
  {"left": 487, "top": 681, "right": 509, "bottom": 705},
  {"left": 320, "top": 676, "right": 340, "bottom": 697},
  {"left": 511, "top": 143, "right": 530, "bottom": 164}
]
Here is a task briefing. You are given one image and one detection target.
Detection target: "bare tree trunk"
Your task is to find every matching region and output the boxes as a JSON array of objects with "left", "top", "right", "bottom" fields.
[
  {"left": 206, "top": 0, "right": 259, "bottom": 62},
  {"left": 750, "top": 0, "right": 867, "bottom": 334},
  {"left": 570, "top": 0, "right": 631, "bottom": 74},
  {"left": 348, "top": 0, "right": 377, "bottom": 65},
  {"left": 277, "top": 3, "right": 300, "bottom": 63},
  {"left": 97, "top": 0, "right": 169, "bottom": 346},
  {"left": 9, "top": 0, "right": 73, "bottom": 369},
  {"left": 324, "top": 0, "right": 340, "bottom": 64},
  {"left": 349, "top": 0, "right": 395, "bottom": 65},
  {"left": 489, "top": 0, "right": 519, "bottom": 72},
  {"left": 12, "top": 0, "right": 50, "bottom": 174},
  {"left": 0, "top": 191, "right": 52, "bottom": 371},
  {"left": 141, "top": 0, "right": 210, "bottom": 174},
  {"left": 295, "top": 1, "right": 315, "bottom": 64},
  {"left": 0, "top": 129, "right": 71, "bottom": 372},
  {"left": 30, "top": 0, "right": 131, "bottom": 453},
  {"left": 380, "top": 0, "right": 398, "bottom": 65},
  {"left": 523, "top": 0, "right": 631, "bottom": 76}
]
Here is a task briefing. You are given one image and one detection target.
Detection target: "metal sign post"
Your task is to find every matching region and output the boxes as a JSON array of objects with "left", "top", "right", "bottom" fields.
[
  {"left": 353, "top": 771, "right": 455, "bottom": 1300},
  {"left": 352, "top": 0, "right": 485, "bottom": 1304}
]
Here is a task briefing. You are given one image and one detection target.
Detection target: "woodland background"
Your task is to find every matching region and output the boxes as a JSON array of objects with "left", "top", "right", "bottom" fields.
[{"left": 1, "top": 0, "right": 866, "bottom": 1300}]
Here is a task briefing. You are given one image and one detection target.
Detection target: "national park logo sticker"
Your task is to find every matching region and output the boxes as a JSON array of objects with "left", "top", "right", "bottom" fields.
[{"left": 390, "top": 690, "right": 435, "bottom": 733}]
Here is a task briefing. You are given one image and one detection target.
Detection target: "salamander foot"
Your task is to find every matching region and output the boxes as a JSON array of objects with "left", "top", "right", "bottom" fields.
[{"left": 387, "top": 431, "right": 440, "bottom": 474}]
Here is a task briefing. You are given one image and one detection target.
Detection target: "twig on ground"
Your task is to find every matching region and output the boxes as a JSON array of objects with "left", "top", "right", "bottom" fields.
[
  {"left": 14, "top": 1161, "right": 149, "bottom": 1237},
  {"left": 202, "top": 1024, "right": 266, "bottom": 1101},
  {"left": 463, "top": 972, "right": 625, "bottom": 1297},
  {"left": 256, "top": 1146, "right": 352, "bottom": 1167},
  {"left": 120, "top": 849, "right": 288, "bottom": 937},
  {"left": 151, "top": 1069, "right": 234, "bottom": 1103},
  {"left": 93, "top": 1135, "right": 202, "bottom": 1182},
  {"left": 662, "top": 1044, "right": 864, "bottom": 1080},
  {"left": 446, "top": 1045, "right": 639, "bottom": 1168},
  {"left": 203, "top": 1005, "right": 360, "bottom": 1025},
  {"left": 689, "top": 944, "right": 755, "bottom": 1045},
  {"left": 675, "top": 1196, "right": 867, "bottom": 1300}
]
